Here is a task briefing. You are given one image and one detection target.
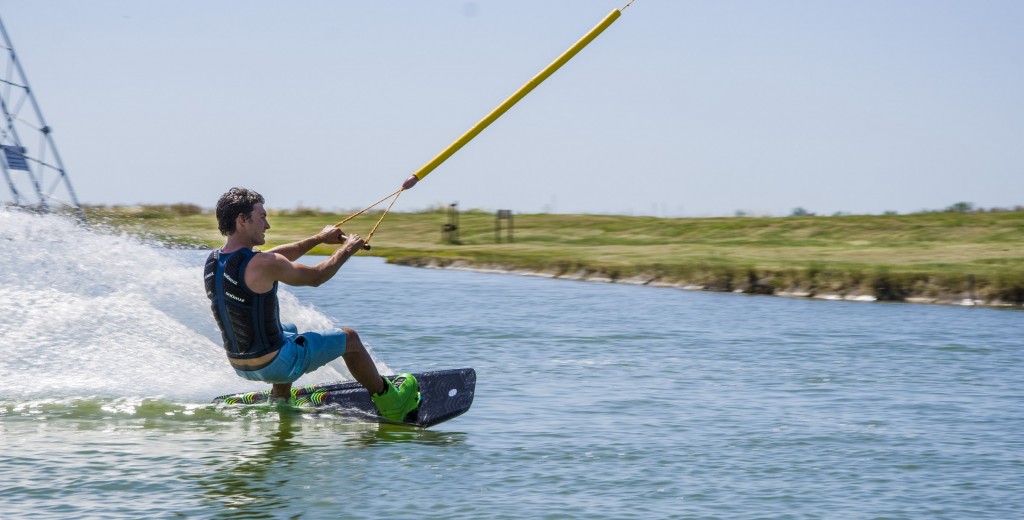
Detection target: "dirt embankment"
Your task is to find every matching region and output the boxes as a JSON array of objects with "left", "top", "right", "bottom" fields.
[{"left": 390, "top": 256, "right": 1024, "bottom": 309}]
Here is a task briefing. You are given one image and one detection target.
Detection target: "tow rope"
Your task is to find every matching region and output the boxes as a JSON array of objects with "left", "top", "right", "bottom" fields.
[{"left": 333, "top": 2, "right": 633, "bottom": 249}]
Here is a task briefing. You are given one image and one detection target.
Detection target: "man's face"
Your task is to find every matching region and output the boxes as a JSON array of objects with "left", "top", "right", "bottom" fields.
[{"left": 241, "top": 203, "right": 270, "bottom": 245}]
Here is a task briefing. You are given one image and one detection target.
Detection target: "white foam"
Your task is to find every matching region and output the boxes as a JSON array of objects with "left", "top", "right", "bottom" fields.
[{"left": 0, "top": 208, "right": 373, "bottom": 402}]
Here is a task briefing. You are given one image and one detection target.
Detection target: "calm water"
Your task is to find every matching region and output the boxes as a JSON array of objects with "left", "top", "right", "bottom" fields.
[{"left": 1, "top": 209, "right": 1023, "bottom": 519}]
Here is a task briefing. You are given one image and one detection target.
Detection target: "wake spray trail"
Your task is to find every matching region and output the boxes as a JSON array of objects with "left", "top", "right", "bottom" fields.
[{"left": 0, "top": 208, "right": 377, "bottom": 403}]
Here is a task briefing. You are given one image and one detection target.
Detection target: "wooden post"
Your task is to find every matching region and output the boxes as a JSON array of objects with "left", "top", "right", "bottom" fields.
[
  {"left": 442, "top": 202, "right": 459, "bottom": 243},
  {"left": 495, "top": 209, "right": 513, "bottom": 243}
]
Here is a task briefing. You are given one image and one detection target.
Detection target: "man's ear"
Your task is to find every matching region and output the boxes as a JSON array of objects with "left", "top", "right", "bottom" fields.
[{"left": 236, "top": 212, "right": 249, "bottom": 228}]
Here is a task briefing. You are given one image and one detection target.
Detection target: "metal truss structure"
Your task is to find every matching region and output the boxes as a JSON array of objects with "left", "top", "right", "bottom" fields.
[{"left": 0, "top": 14, "right": 84, "bottom": 220}]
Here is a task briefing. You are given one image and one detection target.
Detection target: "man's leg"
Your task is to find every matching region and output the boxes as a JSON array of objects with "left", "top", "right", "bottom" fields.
[
  {"left": 268, "top": 324, "right": 300, "bottom": 401},
  {"left": 342, "top": 327, "right": 420, "bottom": 421},
  {"left": 286, "top": 326, "right": 418, "bottom": 420},
  {"left": 271, "top": 383, "right": 291, "bottom": 400},
  {"left": 340, "top": 328, "right": 386, "bottom": 395}
]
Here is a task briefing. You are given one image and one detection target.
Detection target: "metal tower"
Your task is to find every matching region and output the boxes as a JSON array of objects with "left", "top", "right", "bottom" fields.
[{"left": 0, "top": 13, "right": 85, "bottom": 220}]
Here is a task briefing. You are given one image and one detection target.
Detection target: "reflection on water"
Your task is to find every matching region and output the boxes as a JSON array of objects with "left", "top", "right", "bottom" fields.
[
  {"left": 197, "top": 409, "right": 305, "bottom": 516},
  {"left": 193, "top": 406, "right": 470, "bottom": 517}
]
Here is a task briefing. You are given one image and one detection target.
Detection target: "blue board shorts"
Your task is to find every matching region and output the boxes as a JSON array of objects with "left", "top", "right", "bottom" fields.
[{"left": 233, "top": 324, "right": 348, "bottom": 384}]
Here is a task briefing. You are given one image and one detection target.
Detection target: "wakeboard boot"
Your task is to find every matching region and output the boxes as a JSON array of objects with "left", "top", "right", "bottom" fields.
[{"left": 370, "top": 373, "right": 421, "bottom": 422}]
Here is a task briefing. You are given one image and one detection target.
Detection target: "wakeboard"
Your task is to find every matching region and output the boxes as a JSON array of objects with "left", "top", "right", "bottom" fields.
[{"left": 212, "top": 368, "right": 476, "bottom": 428}]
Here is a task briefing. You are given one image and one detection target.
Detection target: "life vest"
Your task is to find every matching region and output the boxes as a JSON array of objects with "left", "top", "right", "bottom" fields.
[{"left": 204, "top": 249, "right": 285, "bottom": 368}]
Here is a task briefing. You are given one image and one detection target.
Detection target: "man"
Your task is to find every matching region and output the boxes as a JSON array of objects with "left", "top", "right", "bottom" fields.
[{"left": 204, "top": 187, "right": 420, "bottom": 422}]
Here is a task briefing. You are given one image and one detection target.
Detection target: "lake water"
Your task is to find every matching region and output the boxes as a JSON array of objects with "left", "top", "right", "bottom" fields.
[{"left": 1, "top": 209, "right": 1023, "bottom": 519}]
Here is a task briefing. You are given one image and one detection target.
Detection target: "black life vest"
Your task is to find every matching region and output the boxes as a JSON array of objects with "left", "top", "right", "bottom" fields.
[{"left": 204, "top": 249, "right": 285, "bottom": 367}]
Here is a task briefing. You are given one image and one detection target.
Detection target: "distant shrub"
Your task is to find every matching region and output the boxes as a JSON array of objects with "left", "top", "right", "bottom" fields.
[
  {"left": 291, "top": 207, "right": 324, "bottom": 217},
  {"left": 127, "top": 204, "right": 203, "bottom": 218},
  {"left": 168, "top": 203, "right": 204, "bottom": 216},
  {"left": 944, "top": 201, "right": 975, "bottom": 213}
]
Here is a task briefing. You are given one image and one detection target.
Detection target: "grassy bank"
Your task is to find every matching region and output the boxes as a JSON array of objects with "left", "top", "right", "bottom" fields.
[{"left": 85, "top": 205, "right": 1024, "bottom": 307}]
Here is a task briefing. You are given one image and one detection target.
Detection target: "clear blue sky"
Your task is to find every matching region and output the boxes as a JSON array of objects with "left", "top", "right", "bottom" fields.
[{"left": 1, "top": 0, "right": 1021, "bottom": 217}]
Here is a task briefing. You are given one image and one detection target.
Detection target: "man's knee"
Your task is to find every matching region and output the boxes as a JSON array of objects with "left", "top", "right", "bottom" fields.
[{"left": 342, "top": 327, "right": 362, "bottom": 350}]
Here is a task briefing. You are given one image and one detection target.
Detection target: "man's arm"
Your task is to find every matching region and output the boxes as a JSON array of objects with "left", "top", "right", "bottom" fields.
[
  {"left": 267, "top": 226, "right": 343, "bottom": 262},
  {"left": 247, "top": 233, "right": 366, "bottom": 292}
]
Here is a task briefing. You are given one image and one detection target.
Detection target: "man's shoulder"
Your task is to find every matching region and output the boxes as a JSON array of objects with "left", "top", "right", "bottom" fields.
[
  {"left": 246, "top": 250, "right": 297, "bottom": 275},
  {"left": 242, "top": 250, "right": 294, "bottom": 291},
  {"left": 248, "top": 250, "right": 286, "bottom": 265}
]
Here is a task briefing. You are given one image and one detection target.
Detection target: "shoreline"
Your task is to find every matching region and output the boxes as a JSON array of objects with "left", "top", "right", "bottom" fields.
[
  {"left": 70, "top": 205, "right": 1024, "bottom": 310},
  {"left": 391, "top": 257, "right": 1021, "bottom": 310}
]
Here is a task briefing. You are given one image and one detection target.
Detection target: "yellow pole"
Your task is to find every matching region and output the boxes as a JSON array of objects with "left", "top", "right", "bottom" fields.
[{"left": 402, "top": 8, "right": 622, "bottom": 190}]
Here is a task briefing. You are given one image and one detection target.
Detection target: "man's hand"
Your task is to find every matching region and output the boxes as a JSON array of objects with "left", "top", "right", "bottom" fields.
[
  {"left": 318, "top": 225, "right": 346, "bottom": 244},
  {"left": 342, "top": 233, "right": 366, "bottom": 253},
  {"left": 319, "top": 226, "right": 367, "bottom": 251}
]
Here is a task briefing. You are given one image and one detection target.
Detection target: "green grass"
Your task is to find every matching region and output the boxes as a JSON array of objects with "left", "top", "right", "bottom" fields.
[{"left": 84, "top": 205, "right": 1024, "bottom": 306}]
